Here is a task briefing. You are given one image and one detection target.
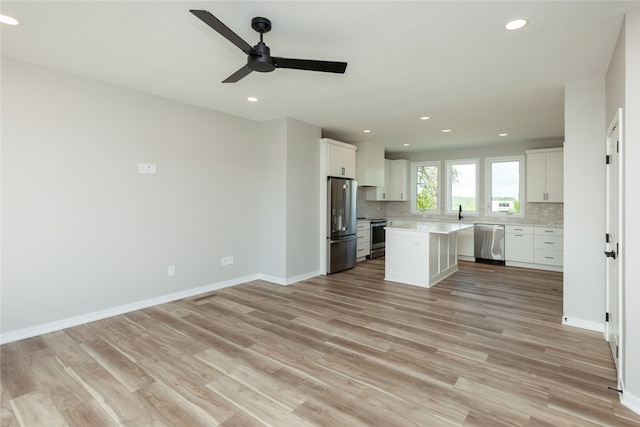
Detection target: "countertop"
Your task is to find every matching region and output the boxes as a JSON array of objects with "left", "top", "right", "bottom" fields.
[
  {"left": 386, "top": 222, "right": 474, "bottom": 235},
  {"left": 387, "top": 217, "right": 563, "bottom": 229}
]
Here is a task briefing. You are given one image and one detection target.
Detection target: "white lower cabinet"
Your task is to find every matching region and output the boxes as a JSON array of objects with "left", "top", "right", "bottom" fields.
[
  {"left": 533, "top": 229, "right": 563, "bottom": 267},
  {"left": 505, "top": 225, "right": 534, "bottom": 263},
  {"left": 505, "top": 225, "right": 563, "bottom": 271},
  {"left": 356, "top": 220, "right": 371, "bottom": 261}
]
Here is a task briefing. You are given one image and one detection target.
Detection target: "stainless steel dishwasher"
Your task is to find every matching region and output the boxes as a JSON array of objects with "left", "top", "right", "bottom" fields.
[{"left": 474, "top": 223, "right": 505, "bottom": 264}]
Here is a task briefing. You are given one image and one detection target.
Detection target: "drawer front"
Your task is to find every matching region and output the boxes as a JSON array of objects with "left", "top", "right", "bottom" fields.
[
  {"left": 534, "top": 235, "right": 563, "bottom": 251},
  {"left": 357, "top": 229, "right": 370, "bottom": 244},
  {"left": 506, "top": 225, "right": 534, "bottom": 234},
  {"left": 356, "top": 243, "right": 370, "bottom": 258},
  {"left": 534, "top": 249, "right": 563, "bottom": 266},
  {"left": 357, "top": 221, "right": 371, "bottom": 231},
  {"left": 534, "top": 227, "right": 563, "bottom": 237}
]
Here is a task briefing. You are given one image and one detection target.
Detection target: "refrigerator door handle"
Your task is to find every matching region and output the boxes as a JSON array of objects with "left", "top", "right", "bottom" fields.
[{"left": 342, "top": 184, "right": 348, "bottom": 231}]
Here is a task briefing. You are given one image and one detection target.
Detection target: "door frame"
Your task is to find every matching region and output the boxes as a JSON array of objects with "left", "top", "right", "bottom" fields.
[{"left": 605, "top": 107, "right": 624, "bottom": 385}]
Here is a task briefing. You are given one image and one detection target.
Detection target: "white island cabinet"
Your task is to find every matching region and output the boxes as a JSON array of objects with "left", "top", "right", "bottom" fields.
[{"left": 385, "top": 222, "right": 474, "bottom": 288}]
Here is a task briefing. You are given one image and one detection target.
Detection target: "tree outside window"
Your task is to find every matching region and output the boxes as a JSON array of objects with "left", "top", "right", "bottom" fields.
[{"left": 416, "top": 164, "right": 438, "bottom": 211}]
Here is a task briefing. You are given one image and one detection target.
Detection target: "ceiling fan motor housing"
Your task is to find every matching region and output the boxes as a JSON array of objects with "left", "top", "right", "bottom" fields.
[{"left": 249, "top": 42, "right": 276, "bottom": 72}]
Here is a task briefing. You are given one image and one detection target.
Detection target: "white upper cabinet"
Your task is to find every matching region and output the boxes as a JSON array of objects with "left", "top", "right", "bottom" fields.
[
  {"left": 355, "top": 142, "right": 385, "bottom": 187},
  {"left": 366, "top": 159, "right": 391, "bottom": 200},
  {"left": 365, "top": 158, "right": 409, "bottom": 201},
  {"left": 526, "top": 148, "right": 563, "bottom": 202},
  {"left": 321, "top": 138, "right": 356, "bottom": 179},
  {"left": 389, "top": 159, "right": 409, "bottom": 201}
]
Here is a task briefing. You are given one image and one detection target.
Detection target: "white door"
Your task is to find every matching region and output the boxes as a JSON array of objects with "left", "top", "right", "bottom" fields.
[{"left": 605, "top": 108, "right": 623, "bottom": 376}]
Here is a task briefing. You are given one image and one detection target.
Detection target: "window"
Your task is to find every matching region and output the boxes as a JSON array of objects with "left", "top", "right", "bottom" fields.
[
  {"left": 485, "top": 156, "right": 524, "bottom": 216},
  {"left": 446, "top": 159, "right": 479, "bottom": 215},
  {"left": 411, "top": 161, "right": 440, "bottom": 213}
]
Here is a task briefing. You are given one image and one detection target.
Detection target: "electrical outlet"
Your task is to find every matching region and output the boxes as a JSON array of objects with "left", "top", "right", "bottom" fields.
[
  {"left": 168, "top": 265, "right": 175, "bottom": 276},
  {"left": 543, "top": 209, "right": 549, "bottom": 216},
  {"left": 221, "top": 256, "right": 234, "bottom": 266}
]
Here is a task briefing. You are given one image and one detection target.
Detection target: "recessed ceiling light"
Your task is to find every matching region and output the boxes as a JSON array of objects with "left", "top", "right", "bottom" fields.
[
  {"left": 499, "top": 133, "right": 509, "bottom": 137},
  {"left": 420, "top": 116, "right": 431, "bottom": 121},
  {"left": 0, "top": 14, "right": 19, "bottom": 26},
  {"left": 363, "top": 129, "right": 371, "bottom": 133},
  {"left": 247, "top": 96, "right": 258, "bottom": 102},
  {"left": 505, "top": 18, "right": 527, "bottom": 31},
  {"left": 403, "top": 143, "right": 410, "bottom": 147},
  {"left": 442, "top": 129, "right": 452, "bottom": 133}
]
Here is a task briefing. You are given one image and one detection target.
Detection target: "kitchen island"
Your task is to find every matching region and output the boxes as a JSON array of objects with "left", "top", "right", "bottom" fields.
[{"left": 385, "top": 222, "right": 474, "bottom": 288}]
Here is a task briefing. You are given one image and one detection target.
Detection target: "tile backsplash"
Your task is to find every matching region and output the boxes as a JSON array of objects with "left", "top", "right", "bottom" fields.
[{"left": 356, "top": 187, "right": 563, "bottom": 226}]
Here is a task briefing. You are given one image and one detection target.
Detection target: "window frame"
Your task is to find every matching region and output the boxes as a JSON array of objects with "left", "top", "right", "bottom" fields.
[
  {"left": 410, "top": 160, "right": 441, "bottom": 214},
  {"left": 445, "top": 158, "right": 480, "bottom": 216},
  {"left": 484, "top": 155, "right": 525, "bottom": 217}
]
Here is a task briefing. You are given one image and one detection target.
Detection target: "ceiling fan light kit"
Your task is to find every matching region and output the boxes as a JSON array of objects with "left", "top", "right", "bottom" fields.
[{"left": 190, "top": 10, "right": 348, "bottom": 83}]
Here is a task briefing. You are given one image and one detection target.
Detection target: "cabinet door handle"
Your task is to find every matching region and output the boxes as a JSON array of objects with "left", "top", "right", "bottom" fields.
[
  {"left": 341, "top": 167, "right": 345, "bottom": 175},
  {"left": 604, "top": 250, "right": 617, "bottom": 259}
]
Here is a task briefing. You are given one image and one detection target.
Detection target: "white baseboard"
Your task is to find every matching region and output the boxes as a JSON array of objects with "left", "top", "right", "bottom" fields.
[
  {"left": 506, "top": 260, "right": 563, "bottom": 272},
  {"left": 0, "top": 274, "right": 261, "bottom": 345},
  {"left": 622, "top": 386, "right": 640, "bottom": 417},
  {"left": 259, "top": 270, "right": 321, "bottom": 286},
  {"left": 561, "top": 316, "right": 605, "bottom": 334}
]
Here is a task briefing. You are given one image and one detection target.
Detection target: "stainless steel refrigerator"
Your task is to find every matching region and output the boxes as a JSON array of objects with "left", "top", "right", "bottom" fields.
[{"left": 327, "top": 177, "right": 357, "bottom": 274}]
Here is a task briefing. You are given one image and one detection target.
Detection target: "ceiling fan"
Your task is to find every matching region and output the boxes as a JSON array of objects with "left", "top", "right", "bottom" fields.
[{"left": 190, "top": 10, "right": 348, "bottom": 83}]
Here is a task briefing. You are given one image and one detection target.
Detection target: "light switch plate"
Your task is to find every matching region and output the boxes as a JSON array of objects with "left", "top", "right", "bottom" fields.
[{"left": 138, "top": 163, "right": 157, "bottom": 174}]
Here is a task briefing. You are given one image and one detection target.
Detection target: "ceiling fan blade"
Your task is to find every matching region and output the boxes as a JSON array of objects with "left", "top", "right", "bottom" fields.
[
  {"left": 273, "top": 57, "right": 347, "bottom": 74},
  {"left": 222, "top": 65, "right": 254, "bottom": 83},
  {"left": 190, "top": 10, "right": 256, "bottom": 55}
]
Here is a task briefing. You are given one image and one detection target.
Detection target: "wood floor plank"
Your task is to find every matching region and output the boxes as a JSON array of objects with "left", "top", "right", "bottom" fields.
[
  {"left": 10, "top": 390, "right": 69, "bottom": 427},
  {"left": 0, "top": 343, "right": 41, "bottom": 399},
  {"left": 206, "top": 375, "right": 312, "bottom": 427},
  {"left": 1, "top": 388, "right": 20, "bottom": 427},
  {"left": 62, "top": 399, "right": 118, "bottom": 427},
  {"left": 1, "top": 259, "right": 638, "bottom": 426},
  {"left": 79, "top": 338, "right": 155, "bottom": 393},
  {"left": 66, "top": 361, "right": 165, "bottom": 426},
  {"left": 26, "top": 349, "right": 91, "bottom": 411},
  {"left": 197, "top": 347, "right": 306, "bottom": 412},
  {"left": 135, "top": 381, "right": 215, "bottom": 426}
]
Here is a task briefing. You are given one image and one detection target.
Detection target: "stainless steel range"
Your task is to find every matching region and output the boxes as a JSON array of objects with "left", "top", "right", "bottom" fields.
[{"left": 369, "top": 219, "right": 387, "bottom": 259}]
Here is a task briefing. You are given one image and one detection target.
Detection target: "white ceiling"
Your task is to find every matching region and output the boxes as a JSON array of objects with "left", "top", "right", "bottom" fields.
[{"left": 1, "top": 1, "right": 637, "bottom": 152}]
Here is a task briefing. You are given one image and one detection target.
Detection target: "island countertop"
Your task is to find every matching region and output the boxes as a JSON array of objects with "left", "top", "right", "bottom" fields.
[{"left": 386, "top": 221, "right": 474, "bottom": 235}]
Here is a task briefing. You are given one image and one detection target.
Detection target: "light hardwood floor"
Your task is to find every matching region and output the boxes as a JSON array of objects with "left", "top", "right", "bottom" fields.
[{"left": 2, "top": 260, "right": 639, "bottom": 426}]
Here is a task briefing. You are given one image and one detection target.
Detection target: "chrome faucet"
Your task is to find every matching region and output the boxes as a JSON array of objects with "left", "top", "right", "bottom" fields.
[{"left": 458, "top": 204, "right": 463, "bottom": 220}]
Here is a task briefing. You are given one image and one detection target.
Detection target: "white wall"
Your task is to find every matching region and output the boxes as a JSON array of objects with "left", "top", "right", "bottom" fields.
[
  {"left": 258, "top": 118, "right": 288, "bottom": 281},
  {"left": 258, "top": 117, "right": 322, "bottom": 283},
  {"left": 621, "top": 5, "right": 640, "bottom": 412},
  {"left": 1, "top": 58, "right": 321, "bottom": 341},
  {"left": 563, "top": 78, "right": 606, "bottom": 331},
  {"left": 285, "top": 119, "right": 321, "bottom": 280}
]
